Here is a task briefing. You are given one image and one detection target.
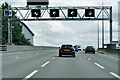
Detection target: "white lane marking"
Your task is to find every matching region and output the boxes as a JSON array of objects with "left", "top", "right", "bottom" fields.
[
  {"left": 111, "top": 57, "right": 119, "bottom": 60},
  {"left": 98, "top": 53, "right": 119, "bottom": 60},
  {"left": 109, "top": 72, "right": 120, "bottom": 79},
  {"left": 41, "top": 61, "right": 50, "bottom": 68},
  {"left": 95, "top": 63, "right": 105, "bottom": 69},
  {"left": 88, "top": 58, "right": 91, "bottom": 61},
  {"left": 23, "top": 70, "right": 38, "bottom": 80},
  {"left": 53, "top": 57, "right": 55, "bottom": 59},
  {"left": 115, "top": 58, "right": 119, "bottom": 59},
  {"left": 16, "top": 57, "right": 20, "bottom": 59},
  {"left": 85, "top": 56, "right": 87, "bottom": 58}
]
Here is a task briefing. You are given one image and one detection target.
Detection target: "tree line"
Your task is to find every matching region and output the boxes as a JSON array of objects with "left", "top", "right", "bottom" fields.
[{"left": 1, "top": 2, "right": 33, "bottom": 46}]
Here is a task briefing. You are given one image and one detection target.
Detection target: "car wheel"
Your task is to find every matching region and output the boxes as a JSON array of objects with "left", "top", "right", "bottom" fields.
[
  {"left": 93, "top": 52, "right": 95, "bottom": 54},
  {"left": 85, "top": 51, "right": 87, "bottom": 53},
  {"left": 59, "top": 54, "right": 62, "bottom": 57},
  {"left": 73, "top": 55, "right": 75, "bottom": 57}
]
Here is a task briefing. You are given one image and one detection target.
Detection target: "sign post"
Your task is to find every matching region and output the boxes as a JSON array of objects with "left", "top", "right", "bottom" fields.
[{"left": 4, "top": 8, "right": 13, "bottom": 44}]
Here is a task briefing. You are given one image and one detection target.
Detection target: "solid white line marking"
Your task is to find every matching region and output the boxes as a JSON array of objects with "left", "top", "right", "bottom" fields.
[
  {"left": 95, "top": 63, "right": 105, "bottom": 69},
  {"left": 88, "top": 58, "right": 91, "bottom": 61},
  {"left": 41, "top": 61, "right": 50, "bottom": 68},
  {"left": 24, "top": 70, "right": 38, "bottom": 80},
  {"left": 109, "top": 72, "right": 120, "bottom": 79}
]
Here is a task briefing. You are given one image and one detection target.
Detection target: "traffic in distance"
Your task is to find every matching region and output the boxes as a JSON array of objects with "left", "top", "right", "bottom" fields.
[{"left": 59, "top": 44, "right": 95, "bottom": 57}]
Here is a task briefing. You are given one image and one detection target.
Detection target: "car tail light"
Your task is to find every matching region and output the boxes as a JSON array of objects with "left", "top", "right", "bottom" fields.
[
  {"left": 60, "top": 48, "right": 64, "bottom": 51},
  {"left": 93, "top": 48, "right": 95, "bottom": 50},
  {"left": 71, "top": 49, "right": 75, "bottom": 51},
  {"left": 86, "top": 48, "right": 88, "bottom": 50}
]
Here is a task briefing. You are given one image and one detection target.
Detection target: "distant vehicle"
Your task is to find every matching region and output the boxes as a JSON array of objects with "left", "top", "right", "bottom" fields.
[
  {"left": 75, "top": 48, "right": 78, "bottom": 52},
  {"left": 74, "top": 45, "right": 81, "bottom": 51},
  {"left": 77, "top": 46, "right": 81, "bottom": 51},
  {"left": 85, "top": 46, "right": 95, "bottom": 54},
  {"left": 59, "top": 44, "right": 75, "bottom": 57},
  {"left": 74, "top": 46, "right": 78, "bottom": 52},
  {"left": 83, "top": 49, "right": 85, "bottom": 51}
]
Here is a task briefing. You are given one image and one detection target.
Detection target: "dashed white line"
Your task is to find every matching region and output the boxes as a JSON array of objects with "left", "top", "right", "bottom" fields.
[
  {"left": 115, "top": 58, "right": 119, "bottom": 60},
  {"left": 88, "top": 58, "right": 91, "bottom": 61},
  {"left": 53, "top": 57, "right": 55, "bottom": 59},
  {"left": 41, "top": 61, "right": 50, "bottom": 68},
  {"left": 99, "top": 53, "right": 119, "bottom": 60},
  {"left": 109, "top": 72, "right": 120, "bottom": 79},
  {"left": 95, "top": 63, "right": 105, "bottom": 69},
  {"left": 15, "top": 57, "right": 20, "bottom": 59},
  {"left": 110, "top": 56, "right": 118, "bottom": 59},
  {"left": 85, "top": 56, "right": 87, "bottom": 58},
  {"left": 23, "top": 70, "right": 38, "bottom": 80}
]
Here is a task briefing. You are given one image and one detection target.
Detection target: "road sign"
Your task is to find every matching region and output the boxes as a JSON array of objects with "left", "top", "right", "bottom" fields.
[
  {"left": 68, "top": 9, "right": 77, "bottom": 17},
  {"left": 4, "top": 9, "right": 12, "bottom": 17},
  {"left": 31, "top": 9, "right": 41, "bottom": 17},
  {"left": 85, "top": 9, "right": 95, "bottom": 17},
  {"left": 50, "top": 9, "right": 59, "bottom": 17},
  {"left": 27, "top": 0, "right": 49, "bottom": 5}
]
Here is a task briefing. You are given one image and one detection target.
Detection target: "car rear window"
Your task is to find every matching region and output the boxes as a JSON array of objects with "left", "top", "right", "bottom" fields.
[
  {"left": 87, "top": 46, "right": 94, "bottom": 48},
  {"left": 61, "top": 45, "right": 73, "bottom": 48}
]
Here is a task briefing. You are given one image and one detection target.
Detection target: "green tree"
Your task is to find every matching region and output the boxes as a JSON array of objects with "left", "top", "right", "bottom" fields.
[{"left": 1, "top": 2, "right": 32, "bottom": 45}]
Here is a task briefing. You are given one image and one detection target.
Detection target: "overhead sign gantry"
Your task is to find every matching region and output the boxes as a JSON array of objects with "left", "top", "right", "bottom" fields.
[
  {"left": 11, "top": 6, "right": 112, "bottom": 21},
  {"left": 4, "top": 0, "right": 113, "bottom": 45}
]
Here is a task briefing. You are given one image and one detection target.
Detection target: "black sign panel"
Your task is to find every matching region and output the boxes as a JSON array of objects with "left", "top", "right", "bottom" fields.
[
  {"left": 68, "top": 9, "right": 77, "bottom": 17},
  {"left": 85, "top": 9, "right": 95, "bottom": 17},
  {"left": 27, "top": 0, "right": 49, "bottom": 5},
  {"left": 50, "top": 9, "right": 59, "bottom": 17},
  {"left": 31, "top": 9, "right": 41, "bottom": 17}
]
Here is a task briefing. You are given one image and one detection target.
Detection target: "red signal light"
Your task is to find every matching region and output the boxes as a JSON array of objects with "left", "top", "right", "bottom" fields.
[
  {"left": 71, "top": 49, "right": 75, "bottom": 51},
  {"left": 60, "top": 49, "right": 64, "bottom": 51}
]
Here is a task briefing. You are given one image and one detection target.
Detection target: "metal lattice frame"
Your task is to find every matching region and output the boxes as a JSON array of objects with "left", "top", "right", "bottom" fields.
[
  {"left": 8, "top": 6, "right": 112, "bottom": 44},
  {"left": 11, "top": 6, "right": 112, "bottom": 21}
]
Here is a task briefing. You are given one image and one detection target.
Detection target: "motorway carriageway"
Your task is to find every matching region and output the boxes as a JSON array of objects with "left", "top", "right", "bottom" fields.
[{"left": 2, "top": 50, "right": 120, "bottom": 79}]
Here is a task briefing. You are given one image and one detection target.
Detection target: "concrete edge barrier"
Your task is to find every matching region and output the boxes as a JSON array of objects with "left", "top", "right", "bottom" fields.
[
  {"left": 97, "top": 48, "right": 120, "bottom": 58},
  {"left": 1, "top": 45, "right": 59, "bottom": 53}
]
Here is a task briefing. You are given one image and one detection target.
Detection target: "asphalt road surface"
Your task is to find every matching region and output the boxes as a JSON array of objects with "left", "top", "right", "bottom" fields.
[{"left": 2, "top": 50, "right": 120, "bottom": 79}]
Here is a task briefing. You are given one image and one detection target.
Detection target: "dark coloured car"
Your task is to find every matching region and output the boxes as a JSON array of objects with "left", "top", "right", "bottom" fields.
[
  {"left": 59, "top": 45, "right": 75, "bottom": 57},
  {"left": 85, "top": 46, "right": 95, "bottom": 54}
]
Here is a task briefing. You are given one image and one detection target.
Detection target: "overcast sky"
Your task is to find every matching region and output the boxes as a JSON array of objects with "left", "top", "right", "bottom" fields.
[{"left": 0, "top": 0, "right": 119, "bottom": 48}]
